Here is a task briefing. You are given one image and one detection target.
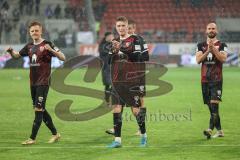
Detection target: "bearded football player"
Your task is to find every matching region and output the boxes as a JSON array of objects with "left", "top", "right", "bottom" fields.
[{"left": 196, "top": 22, "right": 227, "bottom": 139}]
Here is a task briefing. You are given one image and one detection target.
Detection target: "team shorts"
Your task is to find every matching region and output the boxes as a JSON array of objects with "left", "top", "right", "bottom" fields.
[
  {"left": 31, "top": 85, "right": 49, "bottom": 109},
  {"left": 201, "top": 81, "right": 222, "bottom": 104}
]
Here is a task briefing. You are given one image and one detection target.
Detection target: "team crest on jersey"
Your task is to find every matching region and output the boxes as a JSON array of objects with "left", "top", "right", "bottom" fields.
[
  {"left": 39, "top": 46, "right": 45, "bottom": 52},
  {"left": 125, "top": 42, "right": 131, "bottom": 47}
]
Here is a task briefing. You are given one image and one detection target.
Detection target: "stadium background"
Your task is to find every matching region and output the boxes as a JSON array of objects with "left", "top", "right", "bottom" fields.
[
  {"left": 0, "top": 0, "right": 240, "bottom": 160},
  {"left": 0, "top": 0, "right": 239, "bottom": 67}
]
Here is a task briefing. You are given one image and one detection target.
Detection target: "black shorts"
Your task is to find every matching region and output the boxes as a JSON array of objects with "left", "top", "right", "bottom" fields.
[
  {"left": 31, "top": 85, "right": 49, "bottom": 109},
  {"left": 201, "top": 81, "right": 222, "bottom": 104},
  {"left": 138, "top": 63, "right": 146, "bottom": 97},
  {"left": 139, "top": 79, "right": 146, "bottom": 97},
  {"left": 111, "top": 82, "right": 141, "bottom": 107}
]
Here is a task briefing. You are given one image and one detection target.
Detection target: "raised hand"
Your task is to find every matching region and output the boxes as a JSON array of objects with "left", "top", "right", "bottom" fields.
[
  {"left": 208, "top": 39, "right": 214, "bottom": 52},
  {"left": 44, "top": 44, "right": 53, "bottom": 52},
  {"left": 111, "top": 40, "right": 120, "bottom": 54}
]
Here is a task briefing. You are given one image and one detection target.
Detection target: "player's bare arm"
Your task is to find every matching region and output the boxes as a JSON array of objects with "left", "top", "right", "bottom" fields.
[
  {"left": 5, "top": 47, "right": 21, "bottom": 59},
  {"left": 196, "top": 49, "right": 210, "bottom": 64},
  {"left": 44, "top": 44, "right": 66, "bottom": 61},
  {"left": 210, "top": 45, "right": 227, "bottom": 63}
]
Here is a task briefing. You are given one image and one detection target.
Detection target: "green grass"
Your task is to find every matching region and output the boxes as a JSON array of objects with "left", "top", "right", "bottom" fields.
[{"left": 0, "top": 67, "right": 239, "bottom": 160}]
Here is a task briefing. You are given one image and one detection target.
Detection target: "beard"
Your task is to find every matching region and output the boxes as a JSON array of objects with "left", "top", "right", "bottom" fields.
[{"left": 207, "top": 32, "right": 217, "bottom": 39}]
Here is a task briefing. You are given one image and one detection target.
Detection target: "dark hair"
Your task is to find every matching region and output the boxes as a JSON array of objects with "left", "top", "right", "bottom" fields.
[
  {"left": 28, "top": 21, "right": 42, "bottom": 29},
  {"left": 104, "top": 32, "right": 112, "bottom": 38},
  {"left": 116, "top": 16, "right": 128, "bottom": 23}
]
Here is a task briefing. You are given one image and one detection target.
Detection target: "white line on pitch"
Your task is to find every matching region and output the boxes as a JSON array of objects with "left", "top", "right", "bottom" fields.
[{"left": 0, "top": 145, "right": 240, "bottom": 149}]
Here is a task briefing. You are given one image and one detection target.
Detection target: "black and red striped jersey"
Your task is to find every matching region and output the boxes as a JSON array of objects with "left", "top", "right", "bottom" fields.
[
  {"left": 19, "top": 40, "right": 60, "bottom": 86},
  {"left": 111, "top": 35, "right": 147, "bottom": 83},
  {"left": 111, "top": 34, "right": 147, "bottom": 62},
  {"left": 196, "top": 41, "right": 227, "bottom": 82}
]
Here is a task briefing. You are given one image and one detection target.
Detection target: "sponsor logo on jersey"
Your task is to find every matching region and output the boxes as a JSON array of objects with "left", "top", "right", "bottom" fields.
[
  {"left": 30, "top": 54, "right": 40, "bottom": 66},
  {"left": 32, "top": 54, "right": 37, "bottom": 63},
  {"left": 207, "top": 53, "right": 213, "bottom": 61}
]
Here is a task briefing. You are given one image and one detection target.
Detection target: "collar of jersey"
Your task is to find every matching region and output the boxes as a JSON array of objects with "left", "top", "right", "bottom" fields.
[{"left": 33, "top": 39, "right": 45, "bottom": 45}]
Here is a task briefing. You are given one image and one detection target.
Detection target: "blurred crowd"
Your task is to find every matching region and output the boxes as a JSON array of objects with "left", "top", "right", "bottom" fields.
[
  {"left": 0, "top": 0, "right": 12, "bottom": 44},
  {"left": 0, "top": 0, "right": 106, "bottom": 46},
  {"left": 0, "top": 0, "right": 240, "bottom": 46},
  {"left": 0, "top": 0, "right": 42, "bottom": 44}
]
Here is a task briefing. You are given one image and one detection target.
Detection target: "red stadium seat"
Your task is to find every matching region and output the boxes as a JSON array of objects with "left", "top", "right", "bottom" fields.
[{"left": 100, "top": 0, "right": 240, "bottom": 42}]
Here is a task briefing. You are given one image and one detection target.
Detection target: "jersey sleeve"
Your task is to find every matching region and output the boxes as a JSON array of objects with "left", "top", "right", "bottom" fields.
[
  {"left": 19, "top": 44, "right": 29, "bottom": 57},
  {"left": 98, "top": 42, "right": 105, "bottom": 59},
  {"left": 219, "top": 43, "right": 228, "bottom": 53},
  {"left": 46, "top": 41, "right": 60, "bottom": 57},
  {"left": 99, "top": 41, "right": 111, "bottom": 59},
  {"left": 128, "top": 36, "right": 142, "bottom": 61},
  {"left": 196, "top": 43, "right": 203, "bottom": 52},
  {"left": 139, "top": 37, "right": 149, "bottom": 61}
]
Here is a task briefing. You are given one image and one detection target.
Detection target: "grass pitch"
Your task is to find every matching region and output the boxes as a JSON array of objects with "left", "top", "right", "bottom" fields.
[{"left": 0, "top": 67, "right": 239, "bottom": 160}]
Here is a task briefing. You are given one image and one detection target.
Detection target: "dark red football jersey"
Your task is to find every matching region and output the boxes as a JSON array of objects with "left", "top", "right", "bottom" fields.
[
  {"left": 19, "top": 40, "right": 60, "bottom": 86},
  {"left": 196, "top": 41, "right": 227, "bottom": 82},
  {"left": 111, "top": 35, "right": 145, "bottom": 83}
]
